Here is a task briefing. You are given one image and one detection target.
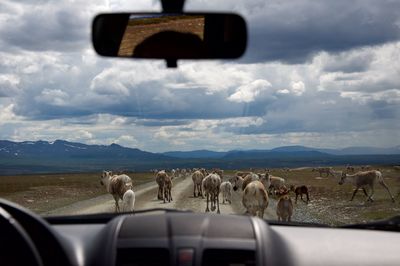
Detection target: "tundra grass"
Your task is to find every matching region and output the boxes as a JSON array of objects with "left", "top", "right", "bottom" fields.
[
  {"left": 234, "top": 166, "right": 400, "bottom": 225},
  {"left": 0, "top": 172, "right": 155, "bottom": 214}
]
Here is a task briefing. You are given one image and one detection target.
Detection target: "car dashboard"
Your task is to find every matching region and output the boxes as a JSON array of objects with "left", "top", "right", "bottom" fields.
[{"left": 1, "top": 200, "right": 400, "bottom": 266}]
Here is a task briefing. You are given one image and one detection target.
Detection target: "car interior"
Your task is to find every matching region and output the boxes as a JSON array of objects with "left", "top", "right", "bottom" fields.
[{"left": 1, "top": 0, "right": 399, "bottom": 266}]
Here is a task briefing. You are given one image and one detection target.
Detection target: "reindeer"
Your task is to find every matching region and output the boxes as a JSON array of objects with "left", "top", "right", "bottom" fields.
[
  {"left": 339, "top": 170, "right": 395, "bottom": 203},
  {"left": 289, "top": 185, "right": 310, "bottom": 204},
  {"left": 202, "top": 173, "right": 222, "bottom": 213},
  {"left": 100, "top": 171, "right": 133, "bottom": 212},
  {"left": 276, "top": 186, "right": 294, "bottom": 222}
]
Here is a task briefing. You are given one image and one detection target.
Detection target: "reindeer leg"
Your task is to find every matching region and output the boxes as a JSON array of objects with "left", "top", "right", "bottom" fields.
[
  {"left": 205, "top": 194, "right": 210, "bottom": 212},
  {"left": 368, "top": 186, "right": 375, "bottom": 202},
  {"left": 194, "top": 184, "right": 197, "bottom": 197},
  {"left": 113, "top": 195, "right": 119, "bottom": 212},
  {"left": 362, "top": 188, "right": 373, "bottom": 202},
  {"left": 217, "top": 193, "right": 221, "bottom": 214},
  {"left": 163, "top": 187, "right": 166, "bottom": 203},
  {"left": 306, "top": 192, "right": 310, "bottom": 204},
  {"left": 158, "top": 186, "right": 163, "bottom": 200},
  {"left": 362, "top": 188, "right": 370, "bottom": 201},
  {"left": 379, "top": 181, "right": 395, "bottom": 203},
  {"left": 350, "top": 187, "right": 359, "bottom": 201},
  {"left": 295, "top": 194, "right": 298, "bottom": 204}
]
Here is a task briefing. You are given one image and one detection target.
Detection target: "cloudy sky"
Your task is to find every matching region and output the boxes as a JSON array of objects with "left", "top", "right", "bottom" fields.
[{"left": 0, "top": 0, "right": 399, "bottom": 152}]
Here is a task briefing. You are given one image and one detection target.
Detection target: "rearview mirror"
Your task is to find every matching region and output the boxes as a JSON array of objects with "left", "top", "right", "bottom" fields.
[{"left": 92, "top": 13, "right": 247, "bottom": 60}]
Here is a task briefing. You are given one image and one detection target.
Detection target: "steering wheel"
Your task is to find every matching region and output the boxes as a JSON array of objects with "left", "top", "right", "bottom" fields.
[{"left": 0, "top": 207, "right": 43, "bottom": 266}]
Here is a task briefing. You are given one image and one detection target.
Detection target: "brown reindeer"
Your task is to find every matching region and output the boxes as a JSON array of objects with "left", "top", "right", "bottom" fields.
[
  {"left": 202, "top": 173, "right": 221, "bottom": 213},
  {"left": 290, "top": 185, "right": 310, "bottom": 204},
  {"left": 276, "top": 186, "right": 294, "bottom": 222},
  {"left": 339, "top": 170, "right": 395, "bottom": 202},
  {"left": 241, "top": 172, "right": 271, "bottom": 191},
  {"left": 312, "top": 167, "right": 334, "bottom": 177},
  {"left": 212, "top": 168, "right": 224, "bottom": 180},
  {"left": 191, "top": 170, "right": 205, "bottom": 198},
  {"left": 156, "top": 170, "right": 173, "bottom": 203},
  {"left": 242, "top": 180, "right": 269, "bottom": 218}
]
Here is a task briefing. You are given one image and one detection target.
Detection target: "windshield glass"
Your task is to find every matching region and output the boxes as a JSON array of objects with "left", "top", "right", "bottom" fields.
[{"left": 0, "top": 0, "right": 399, "bottom": 226}]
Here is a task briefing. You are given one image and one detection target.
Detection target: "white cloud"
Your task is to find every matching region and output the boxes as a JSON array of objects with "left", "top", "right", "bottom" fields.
[
  {"left": 290, "top": 81, "right": 305, "bottom": 96},
  {"left": 79, "top": 130, "right": 93, "bottom": 140},
  {"left": 340, "top": 89, "right": 400, "bottom": 105},
  {"left": 35, "top": 89, "right": 69, "bottom": 106},
  {"left": 228, "top": 79, "right": 271, "bottom": 103},
  {"left": 277, "top": 89, "right": 290, "bottom": 94},
  {"left": 180, "top": 63, "right": 253, "bottom": 94},
  {"left": 113, "top": 135, "right": 138, "bottom": 146},
  {"left": 0, "top": 104, "right": 18, "bottom": 124},
  {"left": 0, "top": 74, "right": 20, "bottom": 97}
]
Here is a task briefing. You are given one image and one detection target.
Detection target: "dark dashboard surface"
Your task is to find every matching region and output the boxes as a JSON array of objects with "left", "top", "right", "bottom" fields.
[
  {"left": 53, "top": 212, "right": 400, "bottom": 266},
  {"left": 1, "top": 199, "right": 400, "bottom": 266}
]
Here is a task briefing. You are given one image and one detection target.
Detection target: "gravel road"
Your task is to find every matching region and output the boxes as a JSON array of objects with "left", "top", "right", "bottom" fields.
[{"left": 45, "top": 175, "right": 318, "bottom": 223}]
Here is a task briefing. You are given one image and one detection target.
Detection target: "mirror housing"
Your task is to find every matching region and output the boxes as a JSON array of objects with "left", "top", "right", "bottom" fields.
[{"left": 92, "top": 13, "right": 247, "bottom": 63}]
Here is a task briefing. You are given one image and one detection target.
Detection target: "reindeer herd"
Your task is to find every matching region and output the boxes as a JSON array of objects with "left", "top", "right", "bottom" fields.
[{"left": 99, "top": 165, "right": 397, "bottom": 222}]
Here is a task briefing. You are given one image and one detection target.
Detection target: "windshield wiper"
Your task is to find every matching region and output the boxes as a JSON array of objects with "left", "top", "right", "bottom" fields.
[{"left": 339, "top": 216, "right": 400, "bottom": 232}]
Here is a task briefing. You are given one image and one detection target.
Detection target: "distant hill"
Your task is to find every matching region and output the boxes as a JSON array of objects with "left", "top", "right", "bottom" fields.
[
  {"left": 0, "top": 140, "right": 170, "bottom": 160},
  {"left": 271, "top": 145, "right": 320, "bottom": 152},
  {"left": 268, "top": 145, "right": 400, "bottom": 155},
  {"left": 163, "top": 150, "right": 227, "bottom": 159},
  {"left": 329, "top": 146, "right": 400, "bottom": 155},
  {"left": 223, "top": 149, "right": 330, "bottom": 159},
  {"left": 1, "top": 140, "right": 399, "bottom": 175}
]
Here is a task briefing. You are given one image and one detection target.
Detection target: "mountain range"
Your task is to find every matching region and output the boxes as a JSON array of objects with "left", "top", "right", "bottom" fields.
[
  {"left": 163, "top": 145, "right": 400, "bottom": 158},
  {"left": 1, "top": 140, "right": 399, "bottom": 175}
]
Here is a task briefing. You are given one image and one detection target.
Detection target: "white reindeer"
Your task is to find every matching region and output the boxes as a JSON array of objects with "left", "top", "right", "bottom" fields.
[
  {"left": 121, "top": 189, "right": 135, "bottom": 212},
  {"left": 339, "top": 170, "right": 395, "bottom": 202}
]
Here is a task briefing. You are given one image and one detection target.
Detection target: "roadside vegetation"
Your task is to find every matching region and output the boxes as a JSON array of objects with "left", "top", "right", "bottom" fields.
[
  {"left": 0, "top": 172, "right": 155, "bottom": 214},
  {"left": 263, "top": 166, "right": 400, "bottom": 225}
]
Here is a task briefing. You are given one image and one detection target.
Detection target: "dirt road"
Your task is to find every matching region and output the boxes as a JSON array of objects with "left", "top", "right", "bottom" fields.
[{"left": 45, "top": 175, "right": 318, "bottom": 222}]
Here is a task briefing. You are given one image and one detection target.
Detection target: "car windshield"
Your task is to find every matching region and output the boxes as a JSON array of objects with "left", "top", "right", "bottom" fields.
[{"left": 0, "top": 0, "right": 399, "bottom": 226}]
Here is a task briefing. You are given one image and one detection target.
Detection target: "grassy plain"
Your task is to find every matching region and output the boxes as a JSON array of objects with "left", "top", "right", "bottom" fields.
[{"left": 0, "top": 171, "right": 155, "bottom": 214}]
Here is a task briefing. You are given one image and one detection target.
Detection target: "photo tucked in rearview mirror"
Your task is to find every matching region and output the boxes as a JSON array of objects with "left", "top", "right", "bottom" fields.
[{"left": 92, "top": 13, "right": 247, "bottom": 59}]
